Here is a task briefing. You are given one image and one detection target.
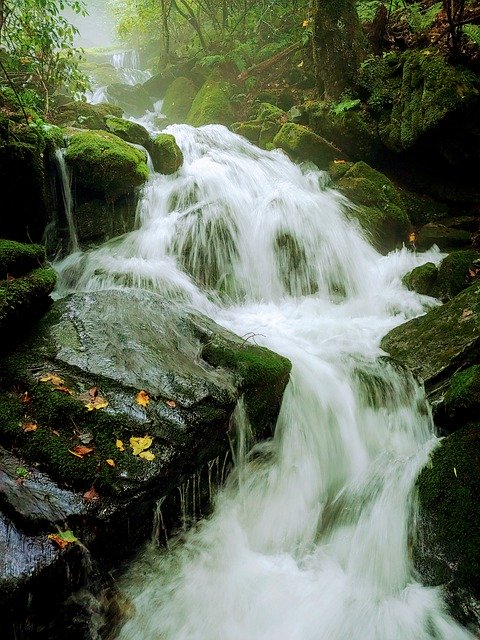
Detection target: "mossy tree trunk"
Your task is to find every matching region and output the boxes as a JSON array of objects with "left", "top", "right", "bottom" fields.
[{"left": 311, "top": 0, "right": 364, "bottom": 101}]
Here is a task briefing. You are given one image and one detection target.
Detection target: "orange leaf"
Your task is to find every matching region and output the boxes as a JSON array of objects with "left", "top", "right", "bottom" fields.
[
  {"left": 22, "top": 422, "right": 38, "bottom": 433},
  {"left": 70, "top": 445, "right": 94, "bottom": 457},
  {"left": 106, "top": 459, "right": 116, "bottom": 467},
  {"left": 39, "top": 372, "right": 64, "bottom": 386},
  {"left": 20, "top": 391, "right": 31, "bottom": 404},
  {"left": 83, "top": 486, "right": 100, "bottom": 502},
  {"left": 53, "top": 385, "right": 74, "bottom": 396},
  {"left": 165, "top": 400, "right": 176, "bottom": 408},
  {"left": 136, "top": 390, "right": 150, "bottom": 407},
  {"left": 48, "top": 530, "right": 77, "bottom": 549}
]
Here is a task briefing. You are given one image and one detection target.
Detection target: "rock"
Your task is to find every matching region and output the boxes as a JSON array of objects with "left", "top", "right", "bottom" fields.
[
  {"left": 162, "top": 77, "right": 197, "bottom": 123},
  {"left": 105, "top": 83, "right": 154, "bottom": 118},
  {"left": 104, "top": 116, "right": 150, "bottom": 147},
  {"left": 186, "top": 77, "right": 235, "bottom": 127},
  {"left": 398, "top": 189, "right": 449, "bottom": 227},
  {"left": 142, "top": 71, "right": 177, "bottom": 99},
  {"left": 148, "top": 133, "right": 183, "bottom": 174},
  {"left": 0, "top": 240, "right": 46, "bottom": 279},
  {"left": 74, "top": 196, "right": 138, "bottom": 247},
  {"left": 435, "top": 366, "right": 480, "bottom": 431},
  {"left": 232, "top": 103, "right": 287, "bottom": 149},
  {"left": 53, "top": 101, "right": 123, "bottom": 130},
  {"left": 80, "top": 61, "right": 119, "bottom": 88},
  {"left": 273, "top": 122, "right": 346, "bottom": 170},
  {"left": 415, "top": 426, "right": 480, "bottom": 628},
  {"left": 380, "top": 284, "right": 480, "bottom": 396},
  {"left": 417, "top": 222, "right": 471, "bottom": 251},
  {"left": 433, "top": 250, "right": 480, "bottom": 301},
  {"left": 402, "top": 262, "right": 438, "bottom": 296},
  {"left": 335, "top": 161, "right": 411, "bottom": 253},
  {"left": 231, "top": 121, "right": 263, "bottom": 145},
  {"left": 64, "top": 130, "right": 149, "bottom": 198}
]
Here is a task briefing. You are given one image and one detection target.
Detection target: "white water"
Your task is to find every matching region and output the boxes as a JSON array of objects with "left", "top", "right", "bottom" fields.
[
  {"left": 86, "top": 48, "right": 151, "bottom": 105},
  {"left": 54, "top": 148, "right": 79, "bottom": 253},
  {"left": 54, "top": 124, "right": 471, "bottom": 639}
]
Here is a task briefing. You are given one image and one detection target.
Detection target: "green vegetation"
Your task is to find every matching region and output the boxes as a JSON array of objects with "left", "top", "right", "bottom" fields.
[
  {"left": 162, "top": 77, "right": 197, "bottom": 123},
  {"left": 273, "top": 122, "right": 342, "bottom": 169},
  {"left": 64, "top": 129, "right": 149, "bottom": 197},
  {"left": 186, "top": 78, "right": 235, "bottom": 127},
  {"left": 434, "top": 250, "right": 480, "bottom": 301},
  {"left": 104, "top": 116, "right": 151, "bottom": 147},
  {"left": 402, "top": 262, "right": 438, "bottom": 296},
  {"left": 442, "top": 365, "right": 480, "bottom": 425},
  {"left": 0, "top": 240, "right": 46, "bottom": 279},
  {"left": 149, "top": 133, "right": 184, "bottom": 175}
]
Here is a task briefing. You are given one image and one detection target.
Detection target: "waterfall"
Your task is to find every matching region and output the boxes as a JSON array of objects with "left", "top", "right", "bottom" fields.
[
  {"left": 54, "top": 148, "right": 79, "bottom": 253},
  {"left": 110, "top": 49, "right": 151, "bottom": 86},
  {"left": 54, "top": 124, "right": 471, "bottom": 640}
]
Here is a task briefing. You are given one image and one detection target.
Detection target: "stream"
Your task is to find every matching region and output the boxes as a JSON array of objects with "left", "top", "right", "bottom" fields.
[{"left": 54, "top": 53, "right": 473, "bottom": 640}]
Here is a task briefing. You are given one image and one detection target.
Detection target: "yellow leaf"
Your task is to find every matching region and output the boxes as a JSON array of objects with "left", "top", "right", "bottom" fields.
[
  {"left": 136, "top": 390, "right": 150, "bottom": 407},
  {"left": 302, "top": 19, "right": 309, "bottom": 27},
  {"left": 116, "top": 439, "right": 125, "bottom": 451},
  {"left": 297, "top": 60, "right": 304, "bottom": 68},
  {"left": 22, "top": 422, "right": 38, "bottom": 433},
  {"left": 453, "top": 467, "right": 457, "bottom": 478},
  {"left": 39, "top": 372, "right": 64, "bottom": 386},
  {"left": 130, "top": 435, "right": 153, "bottom": 456},
  {"left": 139, "top": 450, "right": 155, "bottom": 461},
  {"left": 106, "top": 459, "right": 116, "bottom": 467},
  {"left": 85, "top": 398, "right": 109, "bottom": 411}
]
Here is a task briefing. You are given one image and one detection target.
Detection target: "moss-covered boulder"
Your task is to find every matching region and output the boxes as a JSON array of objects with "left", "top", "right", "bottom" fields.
[
  {"left": 104, "top": 116, "right": 150, "bottom": 147},
  {"left": 186, "top": 78, "right": 235, "bottom": 127},
  {"left": 415, "top": 426, "right": 480, "bottom": 628},
  {"left": 402, "top": 262, "right": 438, "bottom": 296},
  {"left": 433, "top": 250, "right": 480, "bottom": 301},
  {"left": 416, "top": 222, "right": 471, "bottom": 252},
  {"left": 0, "top": 240, "right": 46, "bottom": 279},
  {"left": 148, "top": 133, "right": 183, "bottom": 175},
  {"left": 162, "top": 77, "right": 197, "bottom": 123},
  {"left": 53, "top": 101, "right": 123, "bottom": 130},
  {"left": 74, "top": 196, "right": 138, "bottom": 247},
  {"left": 335, "top": 161, "right": 411, "bottom": 253},
  {"left": 232, "top": 103, "right": 287, "bottom": 148},
  {"left": 105, "top": 83, "right": 154, "bottom": 118},
  {"left": 436, "top": 366, "right": 480, "bottom": 430},
  {"left": 64, "top": 130, "right": 149, "bottom": 198},
  {"left": 381, "top": 284, "right": 480, "bottom": 397},
  {"left": 231, "top": 121, "right": 263, "bottom": 144},
  {"left": 398, "top": 189, "right": 449, "bottom": 227},
  {"left": 273, "top": 122, "right": 345, "bottom": 170},
  {"left": 79, "top": 60, "right": 118, "bottom": 88}
]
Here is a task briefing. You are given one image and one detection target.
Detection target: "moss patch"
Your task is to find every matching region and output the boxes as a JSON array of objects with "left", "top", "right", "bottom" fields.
[
  {"left": 273, "top": 122, "right": 345, "bottom": 170},
  {"left": 148, "top": 133, "right": 183, "bottom": 175},
  {"left": 64, "top": 129, "right": 149, "bottom": 198},
  {"left": 442, "top": 366, "right": 480, "bottom": 428},
  {"left": 186, "top": 78, "right": 235, "bottom": 127},
  {"left": 0, "top": 267, "right": 56, "bottom": 333},
  {"left": 53, "top": 101, "right": 123, "bottom": 130},
  {"left": 402, "top": 262, "right": 438, "bottom": 296},
  {"left": 162, "top": 77, "right": 197, "bottom": 123},
  {"left": 104, "top": 116, "right": 150, "bottom": 147},
  {"left": 0, "top": 240, "right": 46, "bottom": 279},
  {"left": 433, "top": 250, "right": 480, "bottom": 301}
]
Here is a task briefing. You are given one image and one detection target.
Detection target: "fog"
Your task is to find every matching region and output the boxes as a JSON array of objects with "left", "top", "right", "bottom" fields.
[{"left": 63, "top": 0, "right": 116, "bottom": 48}]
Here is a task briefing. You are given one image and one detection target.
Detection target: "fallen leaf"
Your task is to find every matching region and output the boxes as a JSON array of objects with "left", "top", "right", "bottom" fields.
[
  {"left": 20, "top": 391, "right": 31, "bottom": 404},
  {"left": 51, "top": 429, "right": 60, "bottom": 437},
  {"left": 468, "top": 268, "right": 480, "bottom": 278},
  {"left": 130, "top": 435, "right": 153, "bottom": 456},
  {"left": 39, "top": 372, "right": 64, "bottom": 386},
  {"left": 136, "top": 390, "right": 150, "bottom": 407},
  {"left": 302, "top": 19, "right": 309, "bottom": 27},
  {"left": 6, "top": 273, "right": 15, "bottom": 282},
  {"left": 106, "top": 459, "right": 116, "bottom": 467},
  {"left": 462, "top": 309, "right": 474, "bottom": 318},
  {"left": 85, "top": 397, "right": 109, "bottom": 411},
  {"left": 53, "top": 385, "right": 74, "bottom": 396},
  {"left": 69, "top": 445, "right": 93, "bottom": 458},
  {"left": 48, "top": 530, "right": 78, "bottom": 549},
  {"left": 22, "top": 422, "right": 38, "bottom": 433},
  {"left": 79, "top": 432, "right": 93, "bottom": 444},
  {"left": 139, "top": 450, "right": 155, "bottom": 461},
  {"left": 165, "top": 400, "right": 176, "bottom": 409},
  {"left": 116, "top": 439, "right": 125, "bottom": 451},
  {"left": 453, "top": 466, "right": 458, "bottom": 478},
  {"left": 83, "top": 486, "right": 100, "bottom": 502},
  {"left": 333, "top": 159, "right": 347, "bottom": 165}
]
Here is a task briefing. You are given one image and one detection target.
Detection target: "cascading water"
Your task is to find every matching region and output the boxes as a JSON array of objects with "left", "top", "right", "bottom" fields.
[
  {"left": 53, "top": 148, "right": 79, "bottom": 253},
  {"left": 111, "top": 49, "right": 151, "bottom": 86},
  {"left": 54, "top": 123, "right": 472, "bottom": 640}
]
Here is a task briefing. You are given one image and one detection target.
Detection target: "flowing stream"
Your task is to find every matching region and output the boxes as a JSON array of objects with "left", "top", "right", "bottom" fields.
[{"left": 55, "top": 75, "right": 473, "bottom": 638}]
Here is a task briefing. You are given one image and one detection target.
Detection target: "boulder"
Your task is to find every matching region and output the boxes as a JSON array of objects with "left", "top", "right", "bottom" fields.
[
  {"left": 415, "top": 426, "right": 480, "bottom": 628},
  {"left": 162, "top": 77, "right": 197, "bottom": 123},
  {"left": 0, "top": 288, "right": 291, "bottom": 632},
  {"left": 232, "top": 103, "right": 287, "bottom": 148},
  {"left": 74, "top": 196, "right": 138, "bottom": 247},
  {"left": 273, "top": 122, "right": 346, "bottom": 170},
  {"left": 53, "top": 101, "right": 123, "bottom": 131},
  {"left": 64, "top": 130, "right": 149, "bottom": 198},
  {"left": 186, "top": 78, "right": 235, "bottom": 127},
  {"left": 104, "top": 116, "right": 150, "bottom": 147},
  {"left": 335, "top": 161, "right": 411, "bottom": 253},
  {"left": 148, "top": 133, "right": 183, "bottom": 174},
  {"left": 402, "top": 262, "right": 438, "bottom": 296},
  {"left": 105, "top": 83, "right": 154, "bottom": 118},
  {"left": 433, "top": 250, "right": 480, "bottom": 301},
  {"left": 435, "top": 366, "right": 480, "bottom": 430},
  {"left": 417, "top": 222, "right": 471, "bottom": 251}
]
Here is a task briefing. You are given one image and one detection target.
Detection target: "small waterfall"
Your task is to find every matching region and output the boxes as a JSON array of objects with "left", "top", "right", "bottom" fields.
[
  {"left": 54, "top": 148, "right": 79, "bottom": 253},
  {"left": 53, "top": 124, "right": 471, "bottom": 640},
  {"left": 110, "top": 49, "right": 151, "bottom": 86}
]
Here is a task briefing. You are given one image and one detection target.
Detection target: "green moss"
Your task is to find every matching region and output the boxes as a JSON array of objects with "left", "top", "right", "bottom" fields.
[
  {"left": 186, "top": 78, "right": 235, "bottom": 127},
  {"left": 442, "top": 366, "right": 480, "bottom": 427},
  {"left": 402, "top": 262, "right": 438, "bottom": 296},
  {"left": 162, "top": 77, "right": 197, "bottom": 123},
  {"left": 53, "top": 101, "right": 123, "bottom": 130},
  {"left": 273, "top": 122, "right": 344, "bottom": 169},
  {"left": 398, "top": 189, "right": 448, "bottom": 227},
  {"left": 64, "top": 129, "right": 149, "bottom": 197},
  {"left": 415, "top": 426, "right": 480, "bottom": 625},
  {"left": 148, "top": 133, "right": 183, "bottom": 175},
  {"left": 336, "top": 162, "right": 411, "bottom": 253},
  {"left": 104, "top": 116, "right": 150, "bottom": 147},
  {"left": 231, "top": 121, "right": 262, "bottom": 144},
  {"left": 0, "top": 240, "right": 46, "bottom": 279},
  {"left": 0, "top": 267, "right": 56, "bottom": 331},
  {"left": 433, "top": 250, "right": 480, "bottom": 301}
]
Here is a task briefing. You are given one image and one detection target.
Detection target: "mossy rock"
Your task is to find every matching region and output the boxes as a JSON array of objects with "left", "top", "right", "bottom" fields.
[
  {"left": 0, "top": 240, "right": 46, "bottom": 279},
  {"left": 147, "top": 133, "right": 183, "bottom": 175},
  {"left": 398, "top": 189, "right": 449, "bottom": 227},
  {"left": 402, "top": 262, "right": 438, "bottom": 296},
  {"left": 433, "top": 250, "right": 480, "bottom": 301},
  {"left": 273, "top": 122, "right": 345, "bottom": 170},
  {"left": 231, "top": 121, "right": 262, "bottom": 144},
  {"left": 53, "top": 101, "right": 123, "bottom": 130},
  {"left": 186, "top": 78, "right": 235, "bottom": 127},
  {"left": 105, "top": 83, "right": 154, "bottom": 118},
  {"left": 438, "top": 366, "right": 480, "bottom": 430},
  {"left": 381, "top": 284, "right": 480, "bottom": 392},
  {"left": 335, "top": 161, "right": 410, "bottom": 253},
  {"left": 415, "top": 426, "right": 480, "bottom": 627},
  {"left": 79, "top": 60, "right": 118, "bottom": 87},
  {"left": 104, "top": 116, "right": 150, "bottom": 147},
  {"left": 74, "top": 195, "right": 138, "bottom": 247},
  {"left": 64, "top": 129, "right": 149, "bottom": 198},
  {"left": 417, "top": 223, "right": 471, "bottom": 252},
  {"left": 232, "top": 103, "right": 287, "bottom": 148},
  {"left": 162, "top": 77, "right": 197, "bottom": 123},
  {"left": 381, "top": 50, "right": 480, "bottom": 152},
  {"left": 0, "top": 267, "right": 56, "bottom": 334}
]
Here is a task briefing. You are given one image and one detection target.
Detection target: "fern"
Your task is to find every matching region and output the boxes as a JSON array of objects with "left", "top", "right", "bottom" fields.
[
  {"left": 355, "top": 0, "right": 404, "bottom": 23},
  {"left": 463, "top": 23, "right": 480, "bottom": 46},
  {"left": 331, "top": 98, "right": 361, "bottom": 116},
  {"left": 199, "top": 55, "right": 225, "bottom": 69},
  {"left": 406, "top": 2, "right": 442, "bottom": 32}
]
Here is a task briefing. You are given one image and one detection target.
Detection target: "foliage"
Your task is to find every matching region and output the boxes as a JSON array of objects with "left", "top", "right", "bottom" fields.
[
  {"left": 463, "top": 23, "right": 480, "bottom": 47},
  {"left": 331, "top": 97, "right": 361, "bottom": 115},
  {"left": 0, "top": 0, "right": 89, "bottom": 114},
  {"left": 406, "top": 1, "right": 442, "bottom": 32}
]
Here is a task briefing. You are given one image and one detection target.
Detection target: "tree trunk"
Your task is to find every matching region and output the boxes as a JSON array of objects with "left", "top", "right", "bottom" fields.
[{"left": 311, "top": 0, "right": 364, "bottom": 101}]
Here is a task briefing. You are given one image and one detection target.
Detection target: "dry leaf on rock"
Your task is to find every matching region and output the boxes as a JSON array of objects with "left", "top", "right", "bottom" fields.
[
  {"left": 69, "top": 445, "right": 94, "bottom": 458},
  {"left": 106, "top": 459, "right": 116, "bottom": 467},
  {"left": 116, "top": 439, "right": 125, "bottom": 451},
  {"left": 83, "top": 487, "right": 100, "bottom": 502},
  {"left": 22, "top": 422, "right": 38, "bottom": 433},
  {"left": 48, "top": 530, "right": 78, "bottom": 549},
  {"left": 139, "top": 450, "right": 155, "bottom": 461},
  {"left": 39, "top": 372, "right": 64, "bottom": 386},
  {"left": 136, "top": 390, "right": 150, "bottom": 407},
  {"left": 165, "top": 400, "right": 176, "bottom": 408},
  {"left": 130, "top": 435, "right": 153, "bottom": 456}
]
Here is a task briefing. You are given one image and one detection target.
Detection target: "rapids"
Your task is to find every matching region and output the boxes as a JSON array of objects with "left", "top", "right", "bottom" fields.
[{"left": 55, "top": 105, "right": 472, "bottom": 638}]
